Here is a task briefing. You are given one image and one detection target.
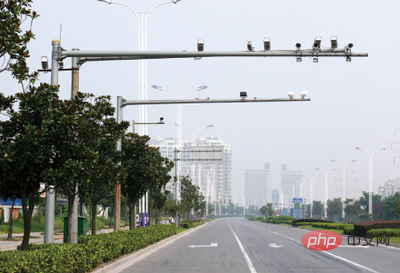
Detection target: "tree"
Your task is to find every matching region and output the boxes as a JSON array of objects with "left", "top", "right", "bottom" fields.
[
  {"left": 359, "top": 191, "right": 382, "bottom": 214},
  {"left": 121, "top": 133, "right": 173, "bottom": 229},
  {"left": 180, "top": 176, "right": 205, "bottom": 220},
  {"left": 42, "top": 93, "right": 127, "bottom": 243},
  {"left": 344, "top": 198, "right": 363, "bottom": 222},
  {"left": 79, "top": 112, "right": 129, "bottom": 235},
  {"left": 259, "top": 203, "right": 273, "bottom": 218},
  {"left": 0, "top": 83, "right": 61, "bottom": 250},
  {"left": 147, "top": 149, "right": 173, "bottom": 225},
  {"left": 312, "top": 201, "right": 324, "bottom": 219},
  {"left": 0, "top": 0, "right": 38, "bottom": 78},
  {"left": 327, "top": 198, "right": 342, "bottom": 220},
  {"left": 259, "top": 206, "right": 268, "bottom": 218},
  {"left": 382, "top": 192, "right": 400, "bottom": 220}
]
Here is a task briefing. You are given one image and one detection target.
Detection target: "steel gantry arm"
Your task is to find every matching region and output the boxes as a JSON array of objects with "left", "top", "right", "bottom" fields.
[{"left": 59, "top": 48, "right": 367, "bottom": 64}]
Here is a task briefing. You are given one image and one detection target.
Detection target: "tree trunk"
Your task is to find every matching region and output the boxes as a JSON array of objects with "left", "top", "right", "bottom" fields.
[
  {"left": 129, "top": 204, "right": 133, "bottom": 230},
  {"left": 67, "top": 194, "right": 76, "bottom": 243},
  {"left": 101, "top": 206, "right": 105, "bottom": 228},
  {"left": 20, "top": 191, "right": 35, "bottom": 250},
  {"left": 7, "top": 197, "right": 16, "bottom": 239},
  {"left": 125, "top": 206, "right": 128, "bottom": 227},
  {"left": 109, "top": 208, "right": 113, "bottom": 228},
  {"left": 91, "top": 200, "right": 97, "bottom": 235}
]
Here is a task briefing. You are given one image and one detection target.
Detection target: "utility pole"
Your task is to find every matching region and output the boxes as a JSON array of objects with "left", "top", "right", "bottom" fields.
[
  {"left": 69, "top": 48, "right": 80, "bottom": 243},
  {"left": 44, "top": 39, "right": 60, "bottom": 244}
]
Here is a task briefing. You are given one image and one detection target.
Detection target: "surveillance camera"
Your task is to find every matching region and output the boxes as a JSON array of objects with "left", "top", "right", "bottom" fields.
[
  {"left": 295, "top": 43, "right": 301, "bottom": 50},
  {"left": 301, "top": 91, "right": 308, "bottom": 98},
  {"left": 160, "top": 117, "right": 164, "bottom": 122},
  {"left": 263, "top": 37, "right": 271, "bottom": 51},
  {"left": 287, "top": 91, "right": 294, "bottom": 99},
  {"left": 247, "top": 41, "right": 253, "bottom": 51},
  {"left": 345, "top": 43, "right": 353, "bottom": 53},
  {"left": 197, "top": 39, "right": 204, "bottom": 51},
  {"left": 41, "top": 56, "right": 48, "bottom": 70},
  {"left": 313, "top": 36, "right": 322, "bottom": 49},
  {"left": 330, "top": 36, "right": 338, "bottom": 49},
  {"left": 240, "top": 91, "right": 247, "bottom": 99}
]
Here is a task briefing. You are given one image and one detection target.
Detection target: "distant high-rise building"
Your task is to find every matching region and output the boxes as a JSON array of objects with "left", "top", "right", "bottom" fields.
[
  {"left": 280, "top": 164, "right": 303, "bottom": 209},
  {"left": 271, "top": 189, "right": 280, "bottom": 210},
  {"left": 243, "top": 163, "right": 272, "bottom": 208},
  {"left": 150, "top": 136, "right": 232, "bottom": 204},
  {"left": 379, "top": 178, "right": 400, "bottom": 199}
]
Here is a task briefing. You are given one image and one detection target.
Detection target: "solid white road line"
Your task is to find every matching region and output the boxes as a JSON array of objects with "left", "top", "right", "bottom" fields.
[{"left": 227, "top": 222, "right": 257, "bottom": 273}]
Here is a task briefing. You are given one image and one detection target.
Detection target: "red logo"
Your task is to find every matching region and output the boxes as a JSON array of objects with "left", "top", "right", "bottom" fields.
[{"left": 301, "top": 230, "right": 342, "bottom": 251}]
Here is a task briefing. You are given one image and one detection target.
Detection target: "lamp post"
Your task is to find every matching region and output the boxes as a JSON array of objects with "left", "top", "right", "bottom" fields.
[
  {"left": 331, "top": 159, "right": 356, "bottom": 222},
  {"left": 316, "top": 168, "right": 336, "bottom": 219},
  {"left": 98, "top": 0, "right": 182, "bottom": 136},
  {"left": 152, "top": 85, "right": 207, "bottom": 224},
  {"left": 132, "top": 119, "right": 164, "bottom": 229},
  {"left": 303, "top": 175, "right": 318, "bottom": 218},
  {"left": 152, "top": 85, "right": 208, "bottom": 147},
  {"left": 355, "top": 147, "right": 386, "bottom": 220}
]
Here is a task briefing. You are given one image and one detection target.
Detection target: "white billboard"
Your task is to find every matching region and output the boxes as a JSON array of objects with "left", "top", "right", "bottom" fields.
[{"left": 189, "top": 146, "right": 224, "bottom": 164}]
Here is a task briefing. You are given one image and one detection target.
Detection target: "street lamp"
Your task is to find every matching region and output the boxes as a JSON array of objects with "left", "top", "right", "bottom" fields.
[
  {"left": 355, "top": 147, "right": 386, "bottom": 220},
  {"left": 153, "top": 85, "right": 208, "bottom": 201},
  {"left": 98, "top": 0, "right": 182, "bottom": 136},
  {"left": 152, "top": 85, "right": 208, "bottom": 148},
  {"left": 132, "top": 119, "right": 164, "bottom": 229},
  {"left": 331, "top": 159, "right": 356, "bottom": 222},
  {"left": 316, "top": 168, "right": 336, "bottom": 219},
  {"left": 303, "top": 175, "right": 319, "bottom": 218}
]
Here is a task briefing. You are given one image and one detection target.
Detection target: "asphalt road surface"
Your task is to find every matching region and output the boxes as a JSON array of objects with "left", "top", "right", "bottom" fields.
[{"left": 113, "top": 218, "right": 400, "bottom": 273}]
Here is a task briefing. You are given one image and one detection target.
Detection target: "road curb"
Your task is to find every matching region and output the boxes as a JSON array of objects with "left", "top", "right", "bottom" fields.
[{"left": 91, "top": 222, "right": 211, "bottom": 273}]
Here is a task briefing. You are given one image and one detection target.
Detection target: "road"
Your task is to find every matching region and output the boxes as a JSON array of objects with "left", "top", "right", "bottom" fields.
[{"left": 111, "top": 218, "right": 400, "bottom": 273}]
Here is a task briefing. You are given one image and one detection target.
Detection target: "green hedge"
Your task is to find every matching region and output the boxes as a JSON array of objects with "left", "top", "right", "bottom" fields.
[
  {"left": 261, "top": 219, "right": 292, "bottom": 224},
  {"left": 0, "top": 224, "right": 177, "bottom": 273},
  {"left": 354, "top": 220, "right": 400, "bottom": 236},
  {"left": 366, "top": 228, "right": 400, "bottom": 237},
  {"left": 294, "top": 222, "right": 319, "bottom": 226},
  {"left": 181, "top": 220, "right": 203, "bottom": 229},
  {"left": 259, "top": 215, "right": 293, "bottom": 224},
  {"left": 292, "top": 218, "right": 334, "bottom": 226},
  {"left": 311, "top": 223, "right": 353, "bottom": 230},
  {"left": 343, "top": 226, "right": 354, "bottom": 235},
  {"left": 247, "top": 216, "right": 263, "bottom": 221}
]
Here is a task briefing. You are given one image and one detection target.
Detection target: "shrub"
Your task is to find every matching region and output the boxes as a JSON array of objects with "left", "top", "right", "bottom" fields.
[
  {"left": 343, "top": 226, "right": 354, "bottom": 235},
  {"left": 294, "top": 222, "right": 318, "bottom": 226},
  {"left": 247, "top": 216, "right": 263, "bottom": 221},
  {"left": 354, "top": 220, "right": 400, "bottom": 236},
  {"left": 366, "top": 228, "right": 400, "bottom": 237},
  {"left": 292, "top": 218, "right": 334, "bottom": 226},
  {"left": 181, "top": 220, "right": 203, "bottom": 229},
  {"left": 311, "top": 223, "right": 352, "bottom": 230},
  {"left": 2, "top": 224, "right": 177, "bottom": 273}
]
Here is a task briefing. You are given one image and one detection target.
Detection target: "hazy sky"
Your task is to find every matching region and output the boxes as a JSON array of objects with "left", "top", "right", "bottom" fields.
[{"left": 2, "top": 0, "right": 400, "bottom": 205}]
